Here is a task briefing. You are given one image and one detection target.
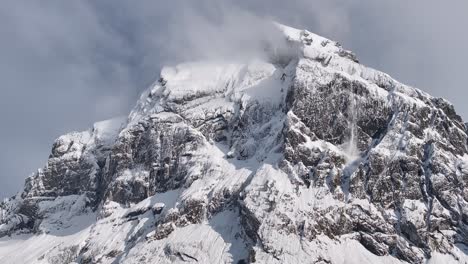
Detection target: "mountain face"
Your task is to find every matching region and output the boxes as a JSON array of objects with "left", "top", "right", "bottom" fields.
[{"left": 1, "top": 24, "right": 468, "bottom": 264}]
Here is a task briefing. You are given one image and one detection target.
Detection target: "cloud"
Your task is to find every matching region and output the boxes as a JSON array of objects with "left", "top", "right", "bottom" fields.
[
  {"left": 163, "top": 6, "right": 275, "bottom": 62},
  {"left": 1, "top": 1, "right": 467, "bottom": 198},
  {"left": 92, "top": 1, "right": 293, "bottom": 66},
  {"left": 343, "top": 1, "right": 468, "bottom": 117},
  {"left": 0, "top": 1, "right": 138, "bottom": 198}
]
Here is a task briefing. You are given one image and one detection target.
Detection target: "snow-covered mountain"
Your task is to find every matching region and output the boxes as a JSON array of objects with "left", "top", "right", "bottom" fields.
[{"left": 1, "top": 23, "right": 468, "bottom": 264}]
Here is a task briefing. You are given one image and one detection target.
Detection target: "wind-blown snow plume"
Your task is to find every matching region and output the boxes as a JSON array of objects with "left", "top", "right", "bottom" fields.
[{"left": 160, "top": 4, "right": 296, "bottom": 65}]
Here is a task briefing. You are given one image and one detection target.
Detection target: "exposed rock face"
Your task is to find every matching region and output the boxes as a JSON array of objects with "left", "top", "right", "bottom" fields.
[{"left": 1, "top": 23, "right": 468, "bottom": 264}]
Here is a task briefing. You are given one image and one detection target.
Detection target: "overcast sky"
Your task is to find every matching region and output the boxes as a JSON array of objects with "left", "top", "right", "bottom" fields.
[{"left": 1, "top": 0, "right": 467, "bottom": 199}]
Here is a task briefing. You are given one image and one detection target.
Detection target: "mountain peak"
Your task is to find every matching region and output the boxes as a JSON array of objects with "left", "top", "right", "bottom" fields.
[{"left": 1, "top": 22, "right": 468, "bottom": 264}]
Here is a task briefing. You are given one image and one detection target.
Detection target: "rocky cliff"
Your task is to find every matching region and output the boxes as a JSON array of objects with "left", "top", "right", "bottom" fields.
[{"left": 1, "top": 23, "right": 467, "bottom": 264}]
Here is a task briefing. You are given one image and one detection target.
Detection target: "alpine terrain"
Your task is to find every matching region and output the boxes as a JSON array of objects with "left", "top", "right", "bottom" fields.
[{"left": 1, "top": 23, "right": 468, "bottom": 264}]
